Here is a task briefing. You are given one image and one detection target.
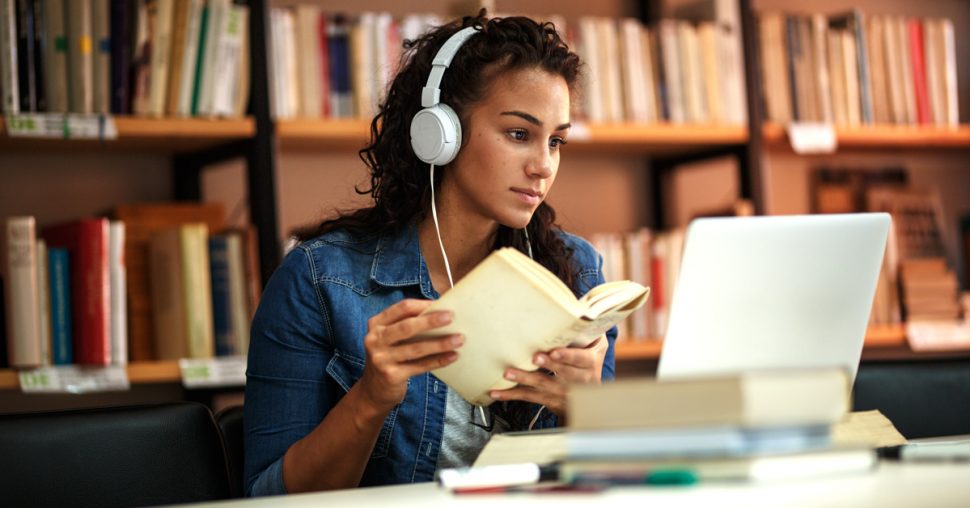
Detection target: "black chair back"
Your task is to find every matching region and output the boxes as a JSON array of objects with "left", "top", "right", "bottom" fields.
[
  {"left": 853, "top": 359, "right": 970, "bottom": 439},
  {"left": 0, "top": 402, "right": 232, "bottom": 508},
  {"left": 216, "top": 404, "right": 245, "bottom": 498}
]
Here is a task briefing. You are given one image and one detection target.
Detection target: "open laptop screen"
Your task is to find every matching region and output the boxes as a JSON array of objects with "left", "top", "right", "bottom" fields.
[{"left": 657, "top": 213, "right": 890, "bottom": 384}]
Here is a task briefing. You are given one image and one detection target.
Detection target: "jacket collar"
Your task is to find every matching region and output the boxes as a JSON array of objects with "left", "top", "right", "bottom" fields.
[{"left": 370, "top": 223, "right": 438, "bottom": 298}]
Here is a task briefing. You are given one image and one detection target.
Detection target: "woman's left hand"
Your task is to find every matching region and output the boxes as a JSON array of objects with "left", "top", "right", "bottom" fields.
[{"left": 489, "top": 335, "right": 609, "bottom": 419}]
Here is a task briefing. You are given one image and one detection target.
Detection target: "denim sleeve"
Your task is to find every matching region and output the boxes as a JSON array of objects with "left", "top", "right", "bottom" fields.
[
  {"left": 577, "top": 249, "right": 618, "bottom": 382},
  {"left": 244, "top": 247, "right": 336, "bottom": 497}
]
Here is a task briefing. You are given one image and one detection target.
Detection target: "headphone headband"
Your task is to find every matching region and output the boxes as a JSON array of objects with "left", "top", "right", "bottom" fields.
[{"left": 420, "top": 26, "right": 480, "bottom": 108}]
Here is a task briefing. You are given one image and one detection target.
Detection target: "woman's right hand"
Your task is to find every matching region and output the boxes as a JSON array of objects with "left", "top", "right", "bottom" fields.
[{"left": 358, "top": 299, "right": 463, "bottom": 412}]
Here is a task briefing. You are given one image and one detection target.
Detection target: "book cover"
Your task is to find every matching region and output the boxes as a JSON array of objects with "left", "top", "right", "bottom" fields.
[
  {"left": 416, "top": 248, "right": 649, "bottom": 406},
  {"left": 208, "top": 234, "right": 233, "bottom": 356},
  {"left": 91, "top": 0, "right": 109, "bottom": 113},
  {"left": 42, "top": 0, "right": 67, "bottom": 112},
  {"left": 568, "top": 369, "right": 850, "bottom": 431}
]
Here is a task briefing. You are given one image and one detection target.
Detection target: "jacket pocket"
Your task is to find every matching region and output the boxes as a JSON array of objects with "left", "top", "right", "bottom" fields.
[{"left": 326, "top": 352, "right": 399, "bottom": 459}]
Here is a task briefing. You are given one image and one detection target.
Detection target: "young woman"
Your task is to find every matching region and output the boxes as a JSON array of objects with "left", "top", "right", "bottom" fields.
[{"left": 244, "top": 12, "right": 618, "bottom": 496}]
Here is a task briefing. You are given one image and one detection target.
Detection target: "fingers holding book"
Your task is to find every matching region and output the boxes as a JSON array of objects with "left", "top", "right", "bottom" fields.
[{"left": 360, "top": 299, "right": 463, "bottom": 410}]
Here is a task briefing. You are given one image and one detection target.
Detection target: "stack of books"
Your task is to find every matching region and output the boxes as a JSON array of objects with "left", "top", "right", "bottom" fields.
[
  {"left": 558, "top": 369, "right": 875, "bottom": 484},
  {"left": 457, "top": 369, "right": 878, "bottom": 490}
]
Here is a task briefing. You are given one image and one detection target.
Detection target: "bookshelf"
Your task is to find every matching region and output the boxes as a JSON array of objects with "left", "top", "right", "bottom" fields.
[
  {"left": 762, "top": 122, "right": 970, "bottom": 150},
  {"left": 0, "top": 117, "right": 256, "bottom": 153},
  {"left": 2, "top": 0, "right": 969, "bottom": 401},
  {"left": 0, "top": 361, "right": 182, "bottom": 390},
  {"left": 613, "top": 325, "right": 970, "bottom": 361},
  {"left": 277, "top": 118, "right": 749, "bottom": 155}
]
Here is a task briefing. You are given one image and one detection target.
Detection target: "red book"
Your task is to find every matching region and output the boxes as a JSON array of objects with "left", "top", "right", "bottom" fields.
[
  {"left": 42, "top": 219, "right": 111, "bottom": 366},
  {"left": 908, "top": 19, "right": 931, "bottom": 125}
]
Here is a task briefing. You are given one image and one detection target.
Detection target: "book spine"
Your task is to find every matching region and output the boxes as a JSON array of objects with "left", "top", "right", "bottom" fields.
[
  {"left": 47, "top": 247, "right": 72, "bottom": 364},
  {"left": 0, "top": 0, "right": 18, "bottom": 113},
  {"left": 5, "top": 217, "right": 42, "bottom": 367},
  {"left": 30, "top": 0, "right": 46, "bottom": 111},
  {"left": 208, "top": 235, "right": 233, "bottom": 355},
  {"left": 175, "top": 0, "right": 201, "bottom": 116},
  {"left": 226, "top": 232, "right": 249, "bottom": 354},
  {"left": 189, "top": 0, "right": 209, "bottom": 115},
  {"left": 35, "top": 238, "right": 50, "bottom": 364},
  {"left": 109, "top": 221, "right": 127, "bottom": 365},
  {"left": 91, "top": 0, "right": 110, "bottom": 113},
  {"left": 15, "top": 0, "right": 36, "bottom": 111},
  {"left": 66, "top": 0, "right": 94, "bottom": 114},
  {"left": 109, "top": 0, "right": 131, "bottom": 113},
  {"left": 42, "top": 0, "right": 66, "bottom": 112},
  {"left": 146, "top": 0, "right": 174, "bottom": 116},
  {"left": 907, "top": 19, "right": 931, "bottom": 125},
  {"left": 181, "top": 224, "right": 213, "bottom": 358}
]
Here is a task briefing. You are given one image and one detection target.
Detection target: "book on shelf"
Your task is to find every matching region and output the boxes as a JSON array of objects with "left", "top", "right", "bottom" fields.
[
  {"left": 149, "top": 223, "right": 214, "bottom": 360},
  {"left": 41, "top": 218, "right": 111, "bottom": 366},
  {"left": 0, "top": 0, "right": 249, "bottom": 117},
  {"left": 759, "top": 9, "right": 960, "bottom": 128},
  {"left": 112, "top": 202, "right": 225, "bottom": 362},
  {"left": 415, "top": 247, "right": 649, "bottom": 406},
  {"left": 567, "top": 368, "right": 850, "bottom": 432},
  {"left": 47, "top": 246, "right": 71, "bottom": 365},
  {"left": 558, "top": 445, "right": 876, "bottom": 484},
  {"left": 3, "top": 216, "right": 42, "bottom": 367}
]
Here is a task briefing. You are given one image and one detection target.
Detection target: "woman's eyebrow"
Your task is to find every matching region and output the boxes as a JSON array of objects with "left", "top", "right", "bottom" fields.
[{"left": 500, "top": 110, "right": 571, "bottom": 131}]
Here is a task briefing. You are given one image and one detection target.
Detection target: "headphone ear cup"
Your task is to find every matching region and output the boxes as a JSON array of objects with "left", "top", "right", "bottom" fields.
[{"left": 410, "top": 104, "right": 462, "bottom": 166}]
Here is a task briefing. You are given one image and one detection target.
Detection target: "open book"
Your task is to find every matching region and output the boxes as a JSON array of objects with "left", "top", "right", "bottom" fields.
[{"left": 418, "top": 247, "right": 650, "bottom": 406}]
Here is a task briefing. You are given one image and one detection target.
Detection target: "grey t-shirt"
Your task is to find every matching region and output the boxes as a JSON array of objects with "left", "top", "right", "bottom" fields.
[{"left": 436, "top": 389, "right": 496, "bottom": 470}]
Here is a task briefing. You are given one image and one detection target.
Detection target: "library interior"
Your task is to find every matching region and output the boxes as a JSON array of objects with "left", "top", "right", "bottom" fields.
[{"left": 1, "top": 0, "right": 969, "bottom": 506}]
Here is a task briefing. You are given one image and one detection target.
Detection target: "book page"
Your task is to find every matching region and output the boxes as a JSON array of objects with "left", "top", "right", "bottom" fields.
[
  {"left": 832, "top": 410, "right": 907, "bottom": 448},
  {"left": 421, "top": 250, "right": 579, "bottom": 405}
]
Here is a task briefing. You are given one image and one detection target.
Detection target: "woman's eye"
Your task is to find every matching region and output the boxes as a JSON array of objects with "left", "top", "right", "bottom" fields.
[
  {"left": 550, "top": 137, "right": 568, "bottom": 149},
  {"left": 508, "top": 129, "right": 528, "bottom": 141}
]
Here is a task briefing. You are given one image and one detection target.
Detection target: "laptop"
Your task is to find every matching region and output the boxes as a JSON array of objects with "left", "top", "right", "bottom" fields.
[{"left": 657, "top": 213, "right": 891, "bottom": 384}]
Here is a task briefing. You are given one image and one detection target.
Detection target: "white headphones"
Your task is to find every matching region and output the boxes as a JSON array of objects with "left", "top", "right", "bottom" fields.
[{"left": 409, "top": 26, "right": 480, "bottom": 166}]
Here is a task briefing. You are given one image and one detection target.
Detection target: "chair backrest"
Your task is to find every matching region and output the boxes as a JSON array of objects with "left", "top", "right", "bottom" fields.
[
  {"left": 853, "top": 359, "right": 970, "bottom": 439},
  {"left": 215, "top": 404, "right": 245, "bottom": 498},
  {"left": 0, "top": 402, "right": 232, "bottom": 508}
]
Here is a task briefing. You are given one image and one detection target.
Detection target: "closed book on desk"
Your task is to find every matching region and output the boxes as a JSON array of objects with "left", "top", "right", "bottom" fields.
[
  {"left": 568, "top": 369, "right": 850, "bottom": 431},
  {"left": 560, "top": 446, "right": 876, "bottom": 483},
  {"left": 418, "top": 247, "right": 649, "bottom": 406}
]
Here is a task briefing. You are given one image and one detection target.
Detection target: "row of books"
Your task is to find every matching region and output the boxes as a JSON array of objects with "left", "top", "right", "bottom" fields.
[
  {"left": 759, "top": 10, "right": 960, "bottom": 128},
  {"left": 266, "top": 1, "right": 749, "bottom": 126},
  {"left": 1, "top": 204, "right": 260, "bottom": 369},
  {"left": 811, "top": 167, "right": 963, "bottom": 325},
  {"left": 590, "top": 229, "right": 685, "bottom": 342},
  {"left": 0, "top": 0, "right": 250, "bottom": 118}
]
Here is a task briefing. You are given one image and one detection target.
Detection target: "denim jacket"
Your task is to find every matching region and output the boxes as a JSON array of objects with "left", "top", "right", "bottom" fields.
[{"left": 244, "top": 225, "right": 617, "bottom": 496}]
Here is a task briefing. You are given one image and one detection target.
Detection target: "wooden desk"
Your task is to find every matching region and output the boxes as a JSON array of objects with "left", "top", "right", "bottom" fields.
[{"left": 187, "top": 462, "right": 968, "bottom": 507}]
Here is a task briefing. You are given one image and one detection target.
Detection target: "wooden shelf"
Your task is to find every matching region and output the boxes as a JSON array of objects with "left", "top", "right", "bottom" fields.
[
  {"left": 763, "top": 122, "right": 970, "bottom": 150},
  {"left": 0, "top": 361, "right": 182, "bottom": 390},
  {"left": 0, "top": 116, "right": 255, "bottom": 153},
  {"left": 615, "top": 325, "right": 913, "bottom": 361},
  {"left": 276, "top": 118, "right": 748, "bottom": 155}
]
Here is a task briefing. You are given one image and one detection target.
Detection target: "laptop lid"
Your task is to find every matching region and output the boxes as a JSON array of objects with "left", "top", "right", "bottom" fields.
[{"left": 657, "top": 213, "right": 891, "bottom": 384}]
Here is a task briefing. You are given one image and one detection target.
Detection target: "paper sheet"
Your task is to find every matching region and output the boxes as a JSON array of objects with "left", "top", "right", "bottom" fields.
[{"left": 832, "top": 410, "right": 908, "bottom": 448}]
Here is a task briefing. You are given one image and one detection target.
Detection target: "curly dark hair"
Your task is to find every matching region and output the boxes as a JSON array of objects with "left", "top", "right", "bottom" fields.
[{"left": 295, "top": 12, "right": 584, "bottom": 429}]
